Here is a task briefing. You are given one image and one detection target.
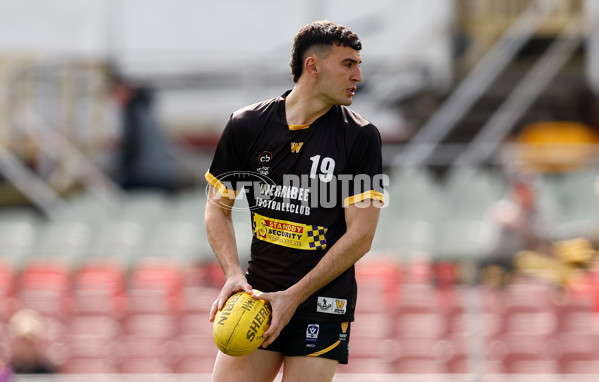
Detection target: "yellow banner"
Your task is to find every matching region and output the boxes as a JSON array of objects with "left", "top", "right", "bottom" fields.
[{"left": 252, "top": 212, "right": 327, "bottom": 250}]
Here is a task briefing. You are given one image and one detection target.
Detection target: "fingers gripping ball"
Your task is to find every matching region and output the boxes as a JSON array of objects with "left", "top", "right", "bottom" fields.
[{"left": 213, "top": 291, "right": 272, "bottom": 356}]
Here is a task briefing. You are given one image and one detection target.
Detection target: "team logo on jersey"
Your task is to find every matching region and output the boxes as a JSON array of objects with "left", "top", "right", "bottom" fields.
[
  {"left": 290, "top": 142, "right": 304, "bottom": 153},
  {"left": 317, "top": 297, "right": 347, "bottom": 315}
]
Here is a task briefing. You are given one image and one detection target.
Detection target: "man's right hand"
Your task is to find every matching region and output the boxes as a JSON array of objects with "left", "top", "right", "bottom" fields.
[{"left": 209, "top": 274, "right": 253, "bottom": 322}]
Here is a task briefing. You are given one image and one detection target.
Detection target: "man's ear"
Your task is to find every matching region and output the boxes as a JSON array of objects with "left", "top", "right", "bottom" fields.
[{"left": 304, "top": 54, "right": 319, "bottom": 77}]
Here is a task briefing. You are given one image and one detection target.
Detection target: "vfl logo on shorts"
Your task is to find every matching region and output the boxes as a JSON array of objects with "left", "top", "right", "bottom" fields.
[
  {"left": 306, "top": 324, "right": 319, "bottom": 344},
  {"left": 316, "top": 297, "right": 347, "bottom": 315}
]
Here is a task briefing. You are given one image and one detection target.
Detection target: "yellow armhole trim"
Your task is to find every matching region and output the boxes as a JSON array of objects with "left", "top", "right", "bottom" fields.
[
  {"left": 288, "top": 123, "right": 310, "bottom": 130},
  {"left": 344, "top": 190, "right": 385, "bottom": 207},
  {"left": 205, "top": 170, "right": 238, "bottom": 199}
]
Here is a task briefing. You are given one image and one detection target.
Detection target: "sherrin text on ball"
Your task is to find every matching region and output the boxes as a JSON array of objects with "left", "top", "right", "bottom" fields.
[{"left": 213, "top": 290, "right": 272, "bottom": 356}]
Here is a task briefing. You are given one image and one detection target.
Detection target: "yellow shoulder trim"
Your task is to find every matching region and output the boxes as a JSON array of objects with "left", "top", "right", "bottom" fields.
[
  {"left": 205, "top": 170, "right": 238, "bottom": 199},
  {"left": 344, "top": 190, "right": 385, "bottom": 207}
]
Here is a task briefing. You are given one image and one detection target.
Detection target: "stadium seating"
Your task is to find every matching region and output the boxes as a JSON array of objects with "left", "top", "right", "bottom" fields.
[
  {"left": 173, "top": 312, "right": 218, "bottom": 373},
  {"left": 554, "top": 291, "right": 599, "bottom": 373},
  {"left": 390, "top": 280, "right": 447, "bottom": 373},
  {"left": 498, "top": 279, "right": 560, "bottom": 373},
  {"left": 339, "top": 260, "right": 401, "bottom": 374},
  {"left": 546, "top": 170, "right": 599, "bottom": 241},
  {"left": 0, "top": 265, "right": 17, "bottom": 325},
  {"left": 72, "top": 263, "right": 127, "bottom": 317},
  {"left": 1, "top": 173, "right": 599, "bottom": 376},
  {"left": 17, "top": 263, "right": 72, "bottom": 319},
  {"left": 63, "top": 315, "right": 122, "bottom": 373}
]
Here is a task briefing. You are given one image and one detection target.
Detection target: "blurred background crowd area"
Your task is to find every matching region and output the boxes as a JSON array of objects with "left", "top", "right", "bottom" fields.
[{"left": 3, "top": 0, "right": 599, "bottom": 379}]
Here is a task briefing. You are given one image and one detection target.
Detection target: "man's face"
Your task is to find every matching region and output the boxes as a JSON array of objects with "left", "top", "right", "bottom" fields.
[{"left": 315, "top": 44, "right": 362, "bottom": 106}]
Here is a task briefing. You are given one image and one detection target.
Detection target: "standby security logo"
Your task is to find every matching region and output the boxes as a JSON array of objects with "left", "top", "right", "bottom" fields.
[{"left": 316, "top": 297, "right": 347, "bottom": 315}]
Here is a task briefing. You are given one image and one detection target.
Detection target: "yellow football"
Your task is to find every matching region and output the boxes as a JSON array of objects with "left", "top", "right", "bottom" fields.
[{"left": 213, "top": 290, "right": 272, "bottom": 356}]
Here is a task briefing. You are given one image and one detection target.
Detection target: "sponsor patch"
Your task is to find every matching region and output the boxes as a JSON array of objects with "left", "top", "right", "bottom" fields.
[
  {"left": 257, "top": 166, "right": 270, "bottom": 176},
  {"left": 316, "top": 297, "right": 347, "bottom": 315},
  {"left": 252, "top": 212, "right": 327, "bottom": 250},
  {"left": 258, "top": 151, "right": 273, "bottom": 163}
]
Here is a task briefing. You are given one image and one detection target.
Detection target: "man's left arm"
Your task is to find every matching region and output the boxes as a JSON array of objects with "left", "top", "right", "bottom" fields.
[{"left": 258, "top": 200, "right": 382, "bottom": 347}]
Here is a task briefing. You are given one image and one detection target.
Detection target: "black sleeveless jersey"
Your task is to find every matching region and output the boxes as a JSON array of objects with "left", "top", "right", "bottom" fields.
[{"left": 206, "top": 91, "right": 384, "bottom": 322}]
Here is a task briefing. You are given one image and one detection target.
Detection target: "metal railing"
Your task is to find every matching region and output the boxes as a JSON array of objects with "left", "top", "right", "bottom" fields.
[
  {"left": 452, "top": 12, "right": 588, "bottom": 174},
  {"left": 394, "top": 0, "right": 560, "bottom": 172},
  {"left": 0, "top": 57, "right": 121, "bottom": 215}
]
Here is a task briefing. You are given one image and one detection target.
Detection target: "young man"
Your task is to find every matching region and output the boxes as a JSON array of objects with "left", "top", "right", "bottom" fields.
[{"left": 205, "top": 20, "right": 385, "bottom": 382}]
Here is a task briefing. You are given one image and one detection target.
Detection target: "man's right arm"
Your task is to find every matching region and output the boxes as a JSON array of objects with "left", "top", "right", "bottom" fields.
[{"left": 205, "top": 185, "right": 253, "bottom": 321}]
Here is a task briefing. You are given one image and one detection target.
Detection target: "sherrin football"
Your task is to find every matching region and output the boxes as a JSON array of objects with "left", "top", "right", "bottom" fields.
[{"left": 213, "top": 290, "right": 272, "bottom": 356}]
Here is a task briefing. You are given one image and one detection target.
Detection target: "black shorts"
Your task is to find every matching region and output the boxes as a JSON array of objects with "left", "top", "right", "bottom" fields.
[{"left": 262, "top": 319, "right": 351, "bottom": 364}]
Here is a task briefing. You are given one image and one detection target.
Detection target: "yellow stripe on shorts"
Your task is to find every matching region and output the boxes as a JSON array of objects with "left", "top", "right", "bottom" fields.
[{"left": 307, "top": 340, "right": 341, "bottom": 357}]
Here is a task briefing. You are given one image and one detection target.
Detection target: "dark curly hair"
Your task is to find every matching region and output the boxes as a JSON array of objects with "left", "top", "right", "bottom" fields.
[{"left": 290, "top": 20, "right": 362, "bottom": 83}]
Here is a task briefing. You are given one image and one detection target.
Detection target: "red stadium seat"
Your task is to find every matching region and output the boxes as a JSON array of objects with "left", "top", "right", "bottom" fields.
[
  {"left": 18, "top": 263, "right": 71, "bottom": 318},
  {"left": 393, "top": 284, "right": 447, "bottom": 373},
  {"left": 128, "top": 262, "right": 184, "bottom": 315},
  {"left": 0, "top": 265, "right": 17, "bottom": 321},
  {"left": 354, "top": 259, "right": 401, "bottom": 313},
  {"left": 181, "top": 286, "right": 219, "bottom": 313},
  {"left": 118, "top": 336, "right": 177, "bottom": 373},
  {"left": 178, "top": 312, "right": 214, "bottom": 337},
  {"left": 500, "top": 334, "right": 559, "bottom": 373},
  {"left": 119, "top": 356, "right": 173, "bottom": 374},
  {"left": 61, "top": 357, "right": 119, "bottom": 374},
  {"left": 64, "top": 333, "right": 120, "bottom": 371},
  {"left": 557, "top": 332, "right": 599, "bottom": 373},
  {"left": 338, "top": 357, "right": 395, "bottom": 374},
  {"left": 172, "top": 355, "right": 216, "bottom": 374},
  {"left": 72, "top": 263, "right": 127, "bottom": 317},
  {"left": 348, "top": 312, "right": 395, "bottom": 363},
  {"left": 123, "top": 313, "right": 178, "bottom": 340},
  {"left": 554, "top": 292, "right": 599, "bottom": 373},
  {"left": 173, "top": 334, "right": 218, "bottom": 373},
  {"left": 60, "top": 357, "right": 118, "bottom": 374},
  {"left": 396, "top": 282, "right": 439, "bottom": 313},
  {"left": 172, "top": 311, "right": 218, "bottom": 372},
  {"left": 345, "top": 261, "right": 399, "bottom": 374},
  {"left": 484, "top": 279, "right": 560, "bottom": 374},
  {"left": 201, "top": 261, "right": 227, "bottom": 287},
  {"left": 119, "top": 261, "right": 183, "bottom": 372}
]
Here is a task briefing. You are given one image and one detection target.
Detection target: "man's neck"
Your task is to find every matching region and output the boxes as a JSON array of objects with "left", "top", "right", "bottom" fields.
[{"left": 285, "top": 85, "right": 332, "bottom": 126}]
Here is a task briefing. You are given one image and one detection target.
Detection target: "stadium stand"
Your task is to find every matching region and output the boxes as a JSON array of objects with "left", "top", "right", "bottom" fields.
[
  {"left": 0, "top": 0, "right": 598, "bottom": 380},
  {"left": 0, "top": 174, "right": 598, "bottom": 378}
]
